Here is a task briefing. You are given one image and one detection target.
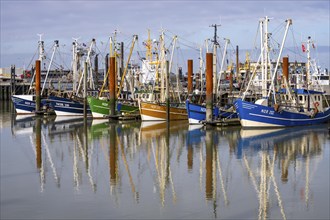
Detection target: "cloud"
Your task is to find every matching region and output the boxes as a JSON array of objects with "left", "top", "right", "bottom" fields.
[{"left": 1, "top": 0, "right": 329, "bottom": 68}]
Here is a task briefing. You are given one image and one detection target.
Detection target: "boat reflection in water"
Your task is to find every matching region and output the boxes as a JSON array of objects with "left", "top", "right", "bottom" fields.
[
  {"left": 8, "top": 114, "right": 329, "bottom": 219},
  {"left": 236, "top": 125, "right": 326, "bottom": 219}
]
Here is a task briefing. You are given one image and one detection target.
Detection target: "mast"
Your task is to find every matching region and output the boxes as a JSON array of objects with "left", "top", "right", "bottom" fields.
[
  {"left": 199, "top": 45, "right": 204, "bottom": 94},
  {"left": 306, "top": 36, "right": 312, "bottom": 89},
  {"left": 29, "top": 34, "right": 45, "bottom": 93},
  {"left": 37, "top": 33, "right": 45, "bottom": 62},
  {"left": 72, "top": 38, "right": 79, "bottom": 94},
  {"left": 146, "top": 29, "right": 153, "bottom": 62},
  {"left": 210, "top": 24, "right": 220, "bottom": 96},
  {"left": 86, "top": 39, "right": 96, "bottom": 90},
  {"left": 98, "top": 36, "right": 113, "bottom": 98},
  {"left": 117, "top": 35, "right": 138, "bottom": 97},
  {"left": 160, "top": 31, "right": 166, "bottom": 102},
  {"left": 41, "top": 40, "right": 59, "bottom": 96},
  {"left": 267, "top": 18, "right": 292, "bottom": 99},
  {"left": 76, "top": 39, "right": 96, "bottom": 96},
  {"left": 168, "top": 35, "right": 177, "bottom": 78},
  {"left": 261, "top": 17, "right": 267, "bottom": 99}
]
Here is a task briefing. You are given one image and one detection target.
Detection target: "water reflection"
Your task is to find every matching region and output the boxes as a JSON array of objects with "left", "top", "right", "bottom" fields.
[
  {"left": 237, "top": 126, "right": 326, "bottom": 219},
  {"left": 7, "top": 113, "right": 330, "bottom": 219}
]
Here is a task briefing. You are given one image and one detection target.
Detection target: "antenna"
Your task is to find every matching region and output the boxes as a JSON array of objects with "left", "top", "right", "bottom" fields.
[{"left": 209, "top": 24, "right": 221, "bottom": 46}]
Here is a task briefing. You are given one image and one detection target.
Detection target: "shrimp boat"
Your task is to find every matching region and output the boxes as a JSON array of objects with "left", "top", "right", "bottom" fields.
[
  {"left": 234, "top": 17, "right": 330, "bottom": 127},
  {"left": 12, "top": 36, "right": 57, "bottom": 114},
  {"left": 185, "top": 100, "right": 219, "bottom": 124},
  {"left": 87, "top": 96, "right": 139, "bottom": 118},
  {"left": 139, "top": 100, "right": 187, "bottom": 121},
  {"left": 138, "top": 30, "right": 187, "bottom": 121},
  {"left": 185, "top": 27, "right": 237, "bottom": 124},
  {"left": 48, "top": 39, "right": 96, "bottom": 116},
  {"left": 87, "top": 35, "right": 139, "bottom": 118}
]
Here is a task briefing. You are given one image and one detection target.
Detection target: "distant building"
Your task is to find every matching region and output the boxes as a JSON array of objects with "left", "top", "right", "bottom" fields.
[{"left": 0, "top": 67, "right": 24, "bottom": 81}]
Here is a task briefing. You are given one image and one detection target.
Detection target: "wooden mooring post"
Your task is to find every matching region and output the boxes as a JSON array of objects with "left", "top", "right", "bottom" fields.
[
  {"left": 206, "top": 53, "right": 213, "bottom": 123},
  {"left": 109, "top": 56, "right": 116, "bottom": 118},
  {"left": 35, "top": 60, "right": 41, "bottom": 113}
]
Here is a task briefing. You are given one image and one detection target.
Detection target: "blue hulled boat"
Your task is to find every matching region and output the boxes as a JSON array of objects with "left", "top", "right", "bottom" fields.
[
  {"left": 235, "top": 90, "right": 330, "bottom": 127},
  {"left": 185, "top": 100, "right": 219, "bottom": 124},
  {"left": 185, "top": 100, "right": 237, "bottom": 124},
  {"left": 234, "top": 17, "right": 330, "bottom": 128},
  {"left": 48, "top": 96, "right": 91, "bottom": 116}
]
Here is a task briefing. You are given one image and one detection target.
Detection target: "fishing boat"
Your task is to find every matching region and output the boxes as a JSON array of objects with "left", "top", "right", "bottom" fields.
[
  {"left": 185, "top": 99, "right": 238, "bottom": 124},
  {"left": 87, "top": 35, "right": 139, "bottom": 118},
  {"left": 185, "top": 100, "right": 219, "bottom": 124},
  {"left": 138, "top": 30, "right": 188, "bottom": 121},
  {"left": 11, "top": 36, "right": 57, "bottom": 114},
  {"left": 139, "top": 100, "right": 187, "bottom": 121},
  {"left": 185, "top": 28, "right": 238, "bottom": 124},
  {"left": 87, "top": 96, "right": 139, "bottom": 118},
  {"left": 235, "top": 89, "right": 330, "bottom": 127},
  {"left": 12, "top": 95, "right": 45, "bottom": 114},
  {"left": 48, "top": 95, "right": 91, "bottom": 116},
  {"left": 234, "top": 17, "right": 330, "bottom": 127},
  {"left": 48, "top": 39, "right": 96, "bottom": 116}
]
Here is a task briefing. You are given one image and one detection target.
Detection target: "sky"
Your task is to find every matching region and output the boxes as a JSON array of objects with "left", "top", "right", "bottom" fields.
[{"left": 1, "top": 0, "right": 329, "bottom": 70}]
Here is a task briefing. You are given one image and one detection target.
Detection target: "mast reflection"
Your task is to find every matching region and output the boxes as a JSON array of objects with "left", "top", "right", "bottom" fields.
[
  {"left": 9, "top": 111, "right": 328, "bottom": 218},
  {"left": 237, "top": 125, "right": 327, "bottom": 219}
]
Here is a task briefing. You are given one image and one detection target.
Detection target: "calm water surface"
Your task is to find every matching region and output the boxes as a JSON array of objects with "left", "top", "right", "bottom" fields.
[{"left": 1, "top": 101, "right": 329, "bottom": 219}]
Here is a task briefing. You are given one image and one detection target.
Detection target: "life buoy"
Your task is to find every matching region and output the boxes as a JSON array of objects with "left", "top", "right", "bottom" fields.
[{"left": 314, "top": 102, "right": 319, "bottom": 107}]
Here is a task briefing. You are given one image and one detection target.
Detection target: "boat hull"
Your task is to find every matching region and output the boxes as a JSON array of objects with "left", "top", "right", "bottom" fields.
[
  {"left": 48, "top": 96, "right": 91, "bottom": 116},
  {"left": 234, "top": 98, "right": 330, "bottom": 127},
  {"left": 185, "top": 100, "right": 219, "bottom": 124},
  {"left": 11, "top": 95, "right": 36, "bottom": 114},
  {"left": 87, "top": 97, "right": 139, "bottom": 118},
  {"left": 139, "top": 101, "right": 187, "bottom": 121},
  {"left": 87, "top": 97, "right": 110, "bottom": 118},
  {"left": 11, "top": 95, "right": 50, "bottom": 114}
]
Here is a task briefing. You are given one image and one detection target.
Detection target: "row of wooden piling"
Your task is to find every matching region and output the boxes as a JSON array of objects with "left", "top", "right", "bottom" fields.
[
  {"left": 9, "top": 52, "right": 220, "bottom": 123},
  {"left": 30, "top": 53, "right": 215, "bottom": 120}
]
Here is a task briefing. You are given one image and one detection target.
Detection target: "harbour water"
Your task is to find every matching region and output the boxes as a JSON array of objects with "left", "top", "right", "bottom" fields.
[{"left": 1, "top": 101, "right": 329, "bottom": 219}]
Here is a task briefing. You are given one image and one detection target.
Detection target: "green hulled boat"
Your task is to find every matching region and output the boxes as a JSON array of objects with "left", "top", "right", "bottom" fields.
[{"left": 87, "top": 96, "right": 139, "bottom": 118}]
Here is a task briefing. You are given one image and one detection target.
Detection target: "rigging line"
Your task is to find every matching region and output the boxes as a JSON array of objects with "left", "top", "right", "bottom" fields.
[
  {"left": 100, "top": 38, "right": 110, "bottom": 57},
  {"left": 57, "top": 48, "right": 70, "bottom": 70},
  {"left": 290, "top": 27, "right": 306, "bottom": 60},
  {"left": 271, "top": 20, "right": 287, "bottom": 38},
  {"left": 26, "top": 47, "right": 38, "bottom": 69},
  {"left": 94, "top": 44, "right": 105, "bottom": 57},
  {"left": 177, "top": 40, "right": 200, "bottom": 51},
  {"left": 165, "top": 33, "right": 198, "bottom": 51},
  {"left": 252, "top": 22, "right": 261, "bottom": 50},
  {"left": 166, "top": 29, "right": 200, "bottom": 49}
]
